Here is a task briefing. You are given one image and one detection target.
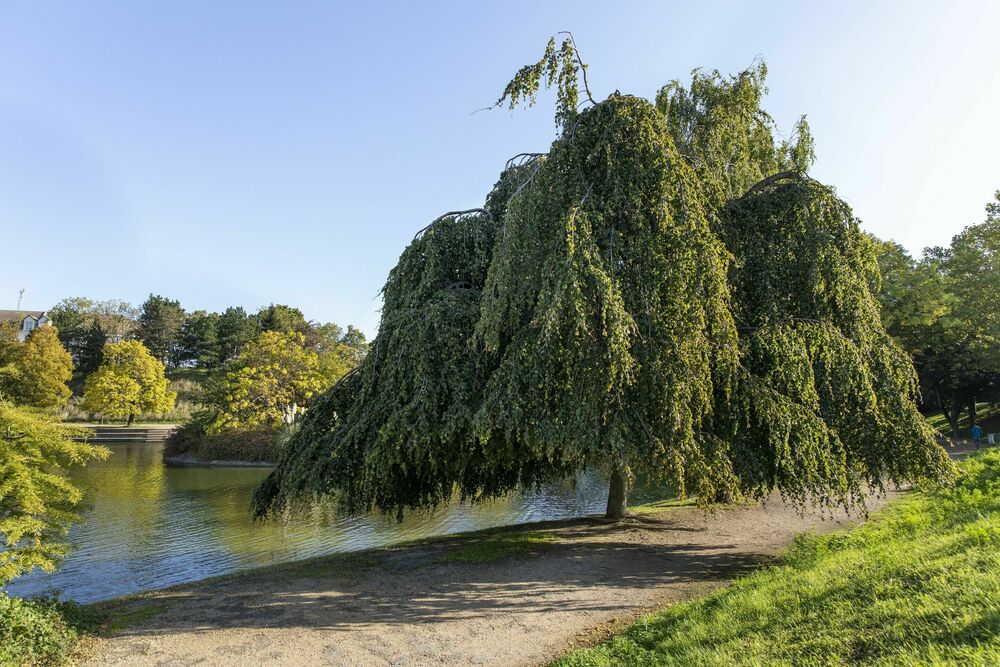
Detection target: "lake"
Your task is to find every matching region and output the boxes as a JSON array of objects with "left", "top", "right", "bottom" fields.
[{"left": 9, "top": 441, "right": 667, "bottom": 603}]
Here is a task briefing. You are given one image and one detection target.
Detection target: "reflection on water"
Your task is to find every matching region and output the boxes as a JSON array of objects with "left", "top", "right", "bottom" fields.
[{"left": 9, "top": 442, "right": 667, "bottom": 603}]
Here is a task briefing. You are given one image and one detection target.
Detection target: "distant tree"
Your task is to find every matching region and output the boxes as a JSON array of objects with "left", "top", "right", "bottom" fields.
[
  {"left": 920, "top": 194, "right": 1000, "bottom": 433},
  {"left": 178, "top": 310, "right": 220, "bottom": 368},
  {"left": 0, "top": 400, "right": 107, "bottom": 584},
  {"left": 338, "top": 325, "right": 369, "bottom": 365},
  {"left": 0, "top": 327, "right": 74, "bottom": 410},
  {"left": 137, "top": 295, "right": 186, "bottom": 366},
  {"left": 208, "top": 331, "right": 323, "bottom": 432},
  {"left": 48, "top": 297, "right": 94, "bottom": 364},
  {"left": 76, "top": 321, "right": 108, "bottom": 378},
  {"left": 313, "top": 323, "right": 367, "bottom": 385},
  {"left": 216, "top": 307, "right": 259, "bottom": 364},
  {"left": 875, "top": 240, "right": 949, "bottom": 357},
  {"left": 81, "top": 340, "right": 175, "bottom": 425},
  {"left": 257, "top": 304, "right": 310, "bottom": 337},
  {"left": 49, "top": 297, "right": 139, "bottom": 377},
  {"left": 90, "top": 299, "right": 139, "bottom": 342},
  {"left": 0, "top": 322, "right": 21, "bottom": 391}
]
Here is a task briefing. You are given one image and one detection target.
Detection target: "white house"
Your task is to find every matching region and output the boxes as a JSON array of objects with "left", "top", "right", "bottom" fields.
[{"left": 0, "top": 310, "right": 51, "bottom": 341}]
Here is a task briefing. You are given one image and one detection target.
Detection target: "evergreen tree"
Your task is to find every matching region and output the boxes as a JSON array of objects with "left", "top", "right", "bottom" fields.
[
  {"left": 216, "top": 307, "right": 258, "bottom": 365},
  {"left": 178, "top": 310, "right": 220, "bottom": 368},
  {"left": 76, "top": 321, "right": 108, "bottom": 379},
  {"left": 257, "top": 305, "right": 310, "bottom": 338},
  {"left": 137, "top": 294, "right": 186, "bottom": 366}
]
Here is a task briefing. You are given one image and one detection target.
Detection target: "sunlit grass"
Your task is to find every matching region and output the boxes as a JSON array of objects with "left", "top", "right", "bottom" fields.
[{"left": 555, "top": 450, "right": 1000, "bottom": 666}]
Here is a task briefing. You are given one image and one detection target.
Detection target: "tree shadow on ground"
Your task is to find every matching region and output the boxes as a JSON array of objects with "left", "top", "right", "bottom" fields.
[{"left": 104, "top": 513, "right": 772, "bottom": 636}]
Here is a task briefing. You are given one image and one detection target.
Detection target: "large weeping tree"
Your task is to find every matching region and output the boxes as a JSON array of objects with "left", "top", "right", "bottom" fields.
[{"left": 253, "top": 37, "right": 950, "bottom": 520}]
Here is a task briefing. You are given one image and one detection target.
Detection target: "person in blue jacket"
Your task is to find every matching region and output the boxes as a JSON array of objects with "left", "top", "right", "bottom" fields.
[{"left": 971, "top": 423, "right": 984, "bottom": 448}]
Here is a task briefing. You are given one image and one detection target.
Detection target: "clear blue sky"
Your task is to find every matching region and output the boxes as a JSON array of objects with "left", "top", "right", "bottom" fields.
[{"left": 2, "top": 1, "right": 998, "bottom": 336}]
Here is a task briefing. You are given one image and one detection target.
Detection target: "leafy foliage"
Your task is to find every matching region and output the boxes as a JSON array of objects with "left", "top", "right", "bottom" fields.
[
  {"left": 475, "top": 95, "right": 741, "bottom": 504},
  {"left": 254, "top": 42, "right": 949, "bottom": 519},
  {"left": 137, "top": 294, "right": 186, "bottom": 366},
  {"left": 0, "top": 401, "right": 107, "bottom": 585},
  {"left": 656, "top": 61, "right": 815, "bottom": 212},
  {"left": 80, "top": 340, "right": 176, "bottom": 422},
  {"left": 254, "top": 211, "right": 501, "bottom": 515},
  {"left": 0, "top": 592, "right": 93, "bottom": 667},
  {"left": 178, "top": 310, "right": 220, "bottom": 368},
  {"left": 0, "top": 326, "right": 73, "bottom": 410},
  {"left": 207, "top": 331, "right": 324, "bottom": 432},
  {"left": 216, "top": 306, "right": 259, "bottom": 365},
  {"left": 876, "top": 192, "right": 1000, "bottom": 435},
  {"left": 494, "top": 34, "right": 589, "bottom": 128},
  {"left": 721, "top": 177, "right": 951, "bottom": 504}
]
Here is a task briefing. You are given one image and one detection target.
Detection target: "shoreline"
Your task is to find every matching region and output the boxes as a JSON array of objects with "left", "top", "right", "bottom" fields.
[
  {"left": 78, "top": 492, "right": 894, "bottom": 666},
  {"left": 162, "top": 453, "right": 275, "bottom": 468}
]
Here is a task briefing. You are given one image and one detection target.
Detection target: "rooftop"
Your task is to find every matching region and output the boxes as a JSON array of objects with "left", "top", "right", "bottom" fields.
[{"left": 0, "top": 309, "right": 46, "bottom": 322}]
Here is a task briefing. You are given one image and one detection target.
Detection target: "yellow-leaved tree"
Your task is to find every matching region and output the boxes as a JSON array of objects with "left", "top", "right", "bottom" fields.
[
  {"left": 0, "top": 326, "right": 74, "bottom": 410},
  {"left": 0, "top": 400, "right": 107, "bottom": 584},
  {"left": 81, "top": 340, "right": 175, "bottom": 424},
  {"left": 208, "top": 331, "right": 323, "bottom": 432}
]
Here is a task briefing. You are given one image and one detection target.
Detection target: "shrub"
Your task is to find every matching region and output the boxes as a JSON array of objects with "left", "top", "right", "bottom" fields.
[{"left": 0, "top": 592, "right": 93, "bottom": 666}]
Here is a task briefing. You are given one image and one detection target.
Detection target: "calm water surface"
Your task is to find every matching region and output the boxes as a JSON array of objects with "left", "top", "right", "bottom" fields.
[{"left": 10, "top": 441, "right": 666, "bottom": 603}]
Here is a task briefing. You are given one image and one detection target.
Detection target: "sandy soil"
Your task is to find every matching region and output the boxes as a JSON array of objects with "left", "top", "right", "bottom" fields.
[{"left": 81, "top": 491, "right": 897, "bottom": 667}]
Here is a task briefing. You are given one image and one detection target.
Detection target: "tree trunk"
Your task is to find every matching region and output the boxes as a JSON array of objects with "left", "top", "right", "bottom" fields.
[
  {"left": 605, "top": 467, "right": 628, "bottom": 519},
  {"left": 969, "top": 396, "right": 977, "bottom": 435},
  {"left": 127, "top": 412, "right": 135, "bottom": 427},
  {"left": 950, "top": 397, "right": 963, "bottom": 441}
]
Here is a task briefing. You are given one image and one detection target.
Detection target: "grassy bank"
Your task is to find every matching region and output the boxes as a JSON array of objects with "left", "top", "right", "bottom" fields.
[
  {"left": 556, "top": 449, "right": 1000, "bottom": 666},
  {"left": 926, "top": 402, "right": 1000, "bottom": 439}
]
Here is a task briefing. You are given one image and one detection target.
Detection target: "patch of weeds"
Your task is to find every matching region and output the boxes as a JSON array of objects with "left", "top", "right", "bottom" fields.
[
  {"left": 628, "top": 497, "right": 696, "bottom": 515},
  {"left": 102, "top": 604, "right": 167, "bottom": 633},
  {"left": 283, "top": 553, "right": 379, "bottom": 579},
  {"left": 441, "top": 531, "right": 557, "bottom": 564}
]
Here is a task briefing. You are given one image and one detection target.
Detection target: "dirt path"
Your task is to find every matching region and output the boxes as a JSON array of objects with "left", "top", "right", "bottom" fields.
[{"left": 81, "top": 491, "right": 897, "bottom": 667}]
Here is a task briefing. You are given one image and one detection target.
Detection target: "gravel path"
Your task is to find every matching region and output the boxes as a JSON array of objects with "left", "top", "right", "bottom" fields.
[{"left": 81, "top": 490, "right": 897, "bottom": 667}]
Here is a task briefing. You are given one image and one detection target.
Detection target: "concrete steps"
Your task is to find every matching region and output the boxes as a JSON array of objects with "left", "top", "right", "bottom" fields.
[{"left": 73, "top": 425, "right": 177, "bottom": 442}]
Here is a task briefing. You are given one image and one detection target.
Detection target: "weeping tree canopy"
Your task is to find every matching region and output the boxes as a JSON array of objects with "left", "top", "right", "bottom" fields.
[{"left": 253, "top": 37, "right": 950, "bottom": 520}]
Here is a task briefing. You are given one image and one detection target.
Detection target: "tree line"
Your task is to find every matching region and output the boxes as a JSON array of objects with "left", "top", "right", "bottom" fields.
[
  {"left": 877, "top": 191, "right": 1000, "bottom": 438},
  {"left": 49, "top": 296, "right": 366, "bottom": 381}
]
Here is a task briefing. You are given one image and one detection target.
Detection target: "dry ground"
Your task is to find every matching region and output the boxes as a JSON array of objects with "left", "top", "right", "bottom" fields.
[{"left": 82, "top": 491, "right": 896, "bottom": 667}]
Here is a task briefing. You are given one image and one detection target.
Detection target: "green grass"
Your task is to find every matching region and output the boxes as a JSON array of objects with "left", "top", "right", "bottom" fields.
[
  {"left": 555, "top": 450, "right": 1000, "bottom": 667},
  {"left": 102, "top": 604, "right": 166, "bottom": 633},
  {"left": 440, "top": 530, "right": 557, "bottom": 564},
  {"left": 629, "top": 497, "right": 697, "bottom": 515},
  {"left": 165, "top": 367, "right": 208, "bottom": 383}
]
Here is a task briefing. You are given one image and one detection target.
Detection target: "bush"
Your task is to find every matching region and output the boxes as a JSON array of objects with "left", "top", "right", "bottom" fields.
[
  {"left": 164, "top": 418, "right": 281, "bottom": 463},
  {"left": 0, "top": 592, "right": 93, "bottom": 666}
]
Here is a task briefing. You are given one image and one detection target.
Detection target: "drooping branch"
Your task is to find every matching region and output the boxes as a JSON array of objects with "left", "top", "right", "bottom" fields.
[
  {"left": 556, "top": 31, "right": 596, "bottom": 105},
  {"left": 412, "top": 208, "right": 492, "bottom": 241},
  {"left": 505, "top": 152, "right": 547, "bottom": 170}
]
